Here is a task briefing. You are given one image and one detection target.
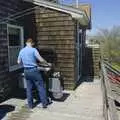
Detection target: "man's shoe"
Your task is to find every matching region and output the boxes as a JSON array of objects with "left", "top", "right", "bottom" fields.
[
  {"left": 42, "top": 104, "right": 47, "bottom": 109},
  {"left": 47, "top": 98, "right": 53, "bottom": 105},
  {"left": 24, "top": 104, "right": 34, "bottom": 109},
  {"left": 36, "top": 103, "right": 42, "bottom": 108}
]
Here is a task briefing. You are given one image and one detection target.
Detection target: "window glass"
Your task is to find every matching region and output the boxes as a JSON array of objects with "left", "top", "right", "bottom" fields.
[
  {"left": 79, "top": 32, "right": 82, "bottom": 44},
  {"left": 7, "top": 25, "right": 23, "bottom": 71},
  {"left": 79, "top": 30, "right": 82, "bottom": 45},
  {"left": 8, "top": 27, "right": 21, "bottom": 46}
]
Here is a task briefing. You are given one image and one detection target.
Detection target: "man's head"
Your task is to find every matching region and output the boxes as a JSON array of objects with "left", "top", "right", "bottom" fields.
[{"left": 26, "top": 38, "right": 35, "bottom": 47}]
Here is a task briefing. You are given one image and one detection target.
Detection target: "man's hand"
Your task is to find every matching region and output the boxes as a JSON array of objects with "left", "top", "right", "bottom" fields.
[
  {"left": 17, "top": 59, "right": 21, "bottom": 64},
  {"left": 35, "top": 49, "right": 52, "bottom": 67},
  {"left": 47, "top": 63, "right": 52, "bottom": 67}
]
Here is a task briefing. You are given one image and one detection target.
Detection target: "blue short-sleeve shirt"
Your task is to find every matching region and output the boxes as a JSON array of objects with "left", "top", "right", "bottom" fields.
[{"left": 18, "top": 46, "right": 40, "bottom": 68}]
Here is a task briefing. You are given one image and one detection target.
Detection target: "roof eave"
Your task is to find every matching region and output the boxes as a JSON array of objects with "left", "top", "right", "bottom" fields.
[{"left": 24, "top": 0, "right": 90, "bottom": 26}]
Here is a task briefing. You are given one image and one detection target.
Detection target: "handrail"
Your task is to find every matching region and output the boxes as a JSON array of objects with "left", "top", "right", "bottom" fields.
[
  {"left": 101, "top": 62, "right": 119, "bottom": 120},
  {"left": 103, "top": 61, "right": 120, "bottom": 75},
  {"left": 103, "top": 61, "right": 120, "bottom": 86}
]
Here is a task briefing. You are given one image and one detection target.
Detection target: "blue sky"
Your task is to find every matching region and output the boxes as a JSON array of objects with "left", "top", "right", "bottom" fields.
[{"left": 64, "top": 0, "right": 120, "bottom": 35}]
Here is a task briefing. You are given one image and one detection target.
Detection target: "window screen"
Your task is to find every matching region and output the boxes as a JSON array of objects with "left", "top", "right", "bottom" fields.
[{"left": 8, "top": 27, "right": 21, "bottom": 46}]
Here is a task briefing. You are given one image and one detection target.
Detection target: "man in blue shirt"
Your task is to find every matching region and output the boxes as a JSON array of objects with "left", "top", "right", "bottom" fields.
[{"left": 18, "top": 38, "right": 51, "bottom": 109}]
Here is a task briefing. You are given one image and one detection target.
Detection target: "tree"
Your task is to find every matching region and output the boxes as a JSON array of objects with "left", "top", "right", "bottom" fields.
[{"left": 94, "top": 26, "right": 120, "bottom": 66}]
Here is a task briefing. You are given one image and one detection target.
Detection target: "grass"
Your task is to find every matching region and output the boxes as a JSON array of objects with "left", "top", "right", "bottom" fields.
[{"left": 112, "top": 63, "right": 120, "bottom": 71}]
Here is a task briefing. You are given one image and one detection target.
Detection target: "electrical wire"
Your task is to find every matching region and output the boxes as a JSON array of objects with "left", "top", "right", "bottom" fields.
[
  {"left": 1, "top": 10, "right": 36, "bottom": 24},
  {"left": 0, "top": 6, "right": 40, "bottom": 24},
  {"left": 0, "top": 4, "right": 17, "bottom": 12},
  {"left": 0, "top": 0, "right": 82, "bottom": 24},
  {"left": 0, "top": 0, "right": 80, "bottom": 24}
]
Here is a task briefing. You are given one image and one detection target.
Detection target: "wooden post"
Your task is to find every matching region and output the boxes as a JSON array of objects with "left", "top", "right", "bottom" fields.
[{"left": 76, "top": 0, "right": 79, "bottom": 8}]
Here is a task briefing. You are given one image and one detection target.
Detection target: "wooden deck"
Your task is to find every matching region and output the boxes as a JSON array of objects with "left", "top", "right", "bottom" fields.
[{"left": 1, "top": 77, "right": 104, "bottom": 120}]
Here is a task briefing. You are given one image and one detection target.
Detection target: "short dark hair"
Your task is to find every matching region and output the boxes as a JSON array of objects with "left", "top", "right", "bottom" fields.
[{"left": 26, "top": 38, "right": 34, "bottom": 43}]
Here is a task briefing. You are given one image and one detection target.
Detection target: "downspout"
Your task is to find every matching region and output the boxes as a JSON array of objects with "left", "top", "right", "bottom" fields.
[
  {"left": 77, "top": 21, "right": 80, "bottom": 82},
  {"left": 76, "top": 3, "right": 80, "bottom": 82}
]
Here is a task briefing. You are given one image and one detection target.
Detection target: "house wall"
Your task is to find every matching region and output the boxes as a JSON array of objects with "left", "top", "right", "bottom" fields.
[
  {"left": 0, "top": 0, "right": 88, "bottom": 95},
  {"left": 82, "top": 46, "right": 100, "bottom": 77},
  {"left": 34, "top": 7, "right": 76, "bottom": 90},
  {"left": 0, "top": 0, "right": 24, "bottom": 99}
]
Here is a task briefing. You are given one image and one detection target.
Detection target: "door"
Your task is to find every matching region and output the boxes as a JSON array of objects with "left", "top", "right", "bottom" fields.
[{"left": 76, "top": 22, "right": 82, "bottom": 82}]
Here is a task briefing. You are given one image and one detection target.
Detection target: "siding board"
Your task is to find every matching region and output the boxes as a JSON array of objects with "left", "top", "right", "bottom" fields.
[
  {"left": 35, "top": 7, "right": 76, "bottom": 89},
  {"left": 0, "top": 0, "right": 23, "bottom": 98}
]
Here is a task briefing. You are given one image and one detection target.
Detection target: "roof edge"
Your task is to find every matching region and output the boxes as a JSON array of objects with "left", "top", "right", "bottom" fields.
[{"left": 24, "top": 0, "right": 90, "bottom": 26}]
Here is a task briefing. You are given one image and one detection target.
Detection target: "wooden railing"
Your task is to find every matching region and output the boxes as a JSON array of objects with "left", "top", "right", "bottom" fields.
[
  {"left": 101, "top": 61, "right": 120, "bottom": 120},
  {"left": 9, "top": 46, "right": 22, "bottom": 71}
]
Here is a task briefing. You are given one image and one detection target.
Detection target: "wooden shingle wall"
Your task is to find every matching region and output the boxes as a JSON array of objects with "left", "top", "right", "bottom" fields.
[
  {"left": 82, "top": 46, "right": 100, "bottom": 77},
  {"left": 0, "top": 0, "right": 23, "bottom": 99},
  {"left": 92, "top": 47, "right": 100, "bottom": 77},
  {"left": 35, "top": 7, "right": 76, "bottom": 89}
]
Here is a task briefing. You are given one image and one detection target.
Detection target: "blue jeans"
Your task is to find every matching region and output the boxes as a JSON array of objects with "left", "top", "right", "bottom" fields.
[{"left": 24, "top": 68, "right": 47, "bottom": 108}]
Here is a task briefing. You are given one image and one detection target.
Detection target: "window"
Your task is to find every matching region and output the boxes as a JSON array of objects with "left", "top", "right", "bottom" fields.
[
  {"left": 8, "top": 27, "right": 21, "bottom": 46},
  {"left": 7, "top": 24, "right": 24, "bottom": 71},
  {"left": 79, "top": 30, "right": 82, "bottom": 45}
]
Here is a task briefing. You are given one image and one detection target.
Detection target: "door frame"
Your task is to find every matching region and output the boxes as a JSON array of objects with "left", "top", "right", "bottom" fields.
[{"left": 76, "top": 22, "right": 83, "bottom": 82}]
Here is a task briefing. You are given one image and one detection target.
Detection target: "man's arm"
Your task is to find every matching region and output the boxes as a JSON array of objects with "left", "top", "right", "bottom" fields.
[
  {"left": 17, "top": 59, "right": 21, "bottom": 64},
  {"left": 17, "top": 52, "right": 22, "bottom": 64}
]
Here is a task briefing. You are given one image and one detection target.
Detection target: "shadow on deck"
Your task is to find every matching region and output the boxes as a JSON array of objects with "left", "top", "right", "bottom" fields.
[
  {"left": 0, "top": 104, "right": 15, "bottom": 120},
  {"left": 0, "top": 77, "right": 103, "bottom": 120}
]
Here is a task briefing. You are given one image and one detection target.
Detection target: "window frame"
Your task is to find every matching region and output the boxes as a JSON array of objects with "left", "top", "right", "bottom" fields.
[{"left": 7, "top": 24, "right": 24, "bottom": 72}]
